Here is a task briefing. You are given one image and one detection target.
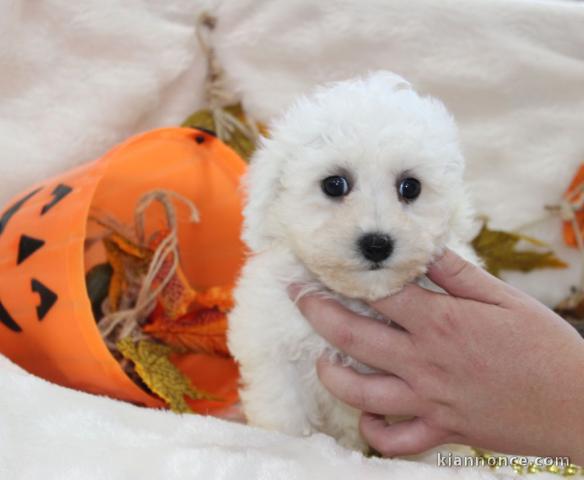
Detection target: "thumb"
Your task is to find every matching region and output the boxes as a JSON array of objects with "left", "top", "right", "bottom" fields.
[{"left": 427, "top": 249, "right": 513, "bottom": 305}]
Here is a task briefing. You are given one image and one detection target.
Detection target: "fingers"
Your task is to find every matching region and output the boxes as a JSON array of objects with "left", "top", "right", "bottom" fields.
[
  {"left": 427, "top": 249, "right": 513, "bottom": 306},
  {"left": 366, "top": 251, "right": 516, "bottom": 336},
  {"left": 316, "top": 357, "right": 424, "bottom": 416},
  {"left": 360, "top": 412, "right": 450, "bottom": 457},
  {"left": 368, "top": 283, "right": 444, "bottom": 333},
  {"left": 291, "top": 291, "right": 415, "bottom": 375}
]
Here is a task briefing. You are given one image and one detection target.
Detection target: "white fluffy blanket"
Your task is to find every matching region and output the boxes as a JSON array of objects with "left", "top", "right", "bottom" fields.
[
  {"left": 0, "top": 355, "right": 549, "bottom": 479},
  {"left": 1, "top": 0, "right": 583, "bottom": 478}
]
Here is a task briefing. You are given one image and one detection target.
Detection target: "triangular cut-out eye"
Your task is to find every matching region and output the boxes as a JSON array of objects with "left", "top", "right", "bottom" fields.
[
  {"left": 41, "top": 184, "right": 72, "bottom": 215},
  {"left": 31, "top": 279, "right": 58, "bottom": 321},
  {"left": 17, "top": 235, "right": 45, "bottom": 265},
  {"left": 0, "top": 301, "right": 21, "bottom": 332},
  {"left": 0, "top": 187, "right": 42, "bottom": 235}
]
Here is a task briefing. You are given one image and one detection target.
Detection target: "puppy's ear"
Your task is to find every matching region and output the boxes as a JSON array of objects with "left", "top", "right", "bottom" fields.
[{"left": 242, "top": 137, "right": 285, "bottom": 252}]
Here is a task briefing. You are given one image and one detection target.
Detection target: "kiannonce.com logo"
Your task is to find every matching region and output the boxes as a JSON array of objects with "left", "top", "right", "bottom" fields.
[{"left": 437, "top": 452, "right": 571, "bottom": 469}]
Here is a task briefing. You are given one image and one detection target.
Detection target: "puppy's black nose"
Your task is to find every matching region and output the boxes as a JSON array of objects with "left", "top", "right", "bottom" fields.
[{"left": 358, "top": 233, "right": 393, "bottom": 263}]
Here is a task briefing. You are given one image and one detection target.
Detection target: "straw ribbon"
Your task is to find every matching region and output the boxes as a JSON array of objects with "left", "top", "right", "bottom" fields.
[
  {"left": 98, "top": 189, "right": 199, "bottom": 346},
  {"left": 544, "top": 183, "right": 584, "bottom": 290},
  {"left": 195, "top": 12, "right": 259, "bottom": 143},
  {"left": 509, "top": 181, "right": 584, "bottom": 291}
]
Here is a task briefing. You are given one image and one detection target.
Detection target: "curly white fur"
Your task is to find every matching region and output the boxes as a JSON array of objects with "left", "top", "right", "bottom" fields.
[{"left": 228, "top": 71, "right": 479, "bottom": 452}]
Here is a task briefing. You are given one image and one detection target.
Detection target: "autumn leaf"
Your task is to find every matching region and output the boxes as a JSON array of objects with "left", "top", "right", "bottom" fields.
[
  {"left": 562, "top": 163, "right": 584, "bottom": 248},
  {"left": 471, "top": 223, "right": 567, "bottom": 277},
  {"left": 103, "top": 233, "right": 152, "bottom": 312},
  {"left": 193, "top": 285, "right": 234, "bottom": 313},
  {"left": 148, "top": 230, "right": 196, "bottom": 321},
  {"left": 181, "top": 103, "right": 266, "bottom": 161},
  {"left": 143, "top": 308, "right": 230, "bottom": 357},
  {"left": 117, "top": 338, "right": 215, "bottom": 413},
  {"left": 182, "top": 109, "right": 215, "bottom": 133},
  {"left": 107, "top": 232, "right": 151, "bottom": 259},
  {"left": 85, "top": 263, "right": 113, "bottom": 321}
]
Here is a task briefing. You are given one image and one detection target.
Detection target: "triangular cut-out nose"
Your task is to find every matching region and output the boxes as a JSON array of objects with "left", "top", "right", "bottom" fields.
[{"left": 17, "top": 235, "right": 45, "bottom": 265}]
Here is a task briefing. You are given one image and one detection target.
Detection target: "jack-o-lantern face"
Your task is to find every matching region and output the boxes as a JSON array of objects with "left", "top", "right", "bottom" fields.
[
  {"left": 0, "top": 183, "right": 72, "bottom": 332},
  {"left": 0, "top": 128, "right": 245, "bottom": 411}
]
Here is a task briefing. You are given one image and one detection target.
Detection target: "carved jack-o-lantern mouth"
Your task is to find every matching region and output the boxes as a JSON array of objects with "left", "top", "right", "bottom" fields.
[
  {"left": 0, "top": 183, "right": 72, "bottom": 332},
  {"left": 0, "top": 127, "right": 245, "bottom": 413}
]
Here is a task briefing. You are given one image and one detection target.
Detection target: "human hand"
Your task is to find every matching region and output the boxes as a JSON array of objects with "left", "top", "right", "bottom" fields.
[{"left": 291, "top": 250, "right": 584, "bottom": 464}]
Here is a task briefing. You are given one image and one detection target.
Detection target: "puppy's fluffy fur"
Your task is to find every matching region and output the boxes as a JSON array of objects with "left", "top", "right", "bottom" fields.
[{"left": 228, "top": 72, "right": 479, "bottom": 451}]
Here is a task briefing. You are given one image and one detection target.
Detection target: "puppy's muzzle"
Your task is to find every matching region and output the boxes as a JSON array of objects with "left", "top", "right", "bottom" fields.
[{"left": 358, "top": 233, "right": 394, "bottom": 264}]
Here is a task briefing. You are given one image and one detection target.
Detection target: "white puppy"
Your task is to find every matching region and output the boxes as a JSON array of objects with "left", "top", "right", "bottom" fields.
[{"left": 228, "top": 71, "right": 479, "bottom": 452}]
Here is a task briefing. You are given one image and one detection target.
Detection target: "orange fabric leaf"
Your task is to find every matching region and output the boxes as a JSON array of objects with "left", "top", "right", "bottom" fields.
[
  {"left": 148, "top": 230, "right": 197, "bottom": 320},
  {"left": 168, "top": 352, "right": 240, "bottom": 414},
  {"left": 143, "top": 308, "right": 230, "bottom": 357},
  {"left": 107, "top": 232, "right": 151, "bottom": 259},
  {"left": 563, "top": 163, "right": 584, "bottom": 248},
  {"left": 193, "top": 286, "right": 234, "bottom": 312},
  {"left": 103, "top": 233, "right": 152, "bottom": 311}
]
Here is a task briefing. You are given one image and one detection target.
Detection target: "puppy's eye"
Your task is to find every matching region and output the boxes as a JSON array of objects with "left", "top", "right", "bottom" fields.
[
  {"left": 398, "top": 177, "right": 421, "bottom": 201},
  {"left": 321, "top": 176, "right": 351, "bottom": 197}
]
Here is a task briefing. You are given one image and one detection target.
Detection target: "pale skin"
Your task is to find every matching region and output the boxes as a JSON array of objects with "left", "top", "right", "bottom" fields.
[{"left": 290, "top": 250, "right": 584, "bottom": 465}]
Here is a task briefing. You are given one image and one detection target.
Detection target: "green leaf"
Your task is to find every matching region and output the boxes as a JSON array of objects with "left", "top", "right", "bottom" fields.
[
  {"left": 85, "top": 263, "right": 113, "bottom": 321},
  {"left": 181, "top": 103, "right": 265, "bottom": 161},
  {"left": 471, "top": 224, "right": 567, "bottom": 277},
  {"left": 181, "top": 109, "right": 215, "bottom": 133},
  {"left": 117, "top": 338, "right": 215, "bottom": 413}
]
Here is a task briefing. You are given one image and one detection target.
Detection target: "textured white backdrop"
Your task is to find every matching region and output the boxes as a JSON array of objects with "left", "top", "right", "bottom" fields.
[
  {"left": 0, "top": 0, "right": 583, "bottom": 478},
  {"left": 2, "top": 0, "right": 584, "bottom": 305}
]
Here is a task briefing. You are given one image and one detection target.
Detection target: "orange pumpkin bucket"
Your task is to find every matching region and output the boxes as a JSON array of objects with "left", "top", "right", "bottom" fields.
[{"left": 0, "top": 127, "right": 246, "bottom": 413}]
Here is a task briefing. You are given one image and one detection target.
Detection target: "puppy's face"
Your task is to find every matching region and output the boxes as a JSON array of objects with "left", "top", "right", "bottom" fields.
[{"left": 244, "top": 72, "right": 471, "bottom": 300}]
